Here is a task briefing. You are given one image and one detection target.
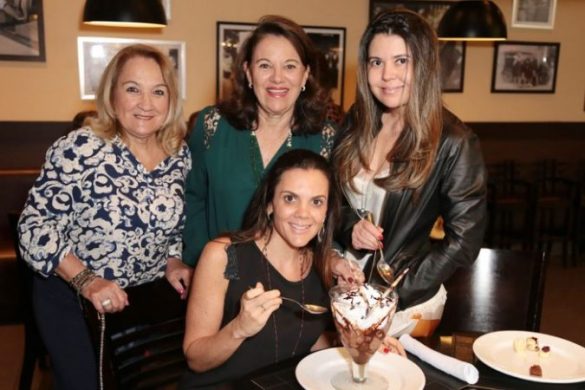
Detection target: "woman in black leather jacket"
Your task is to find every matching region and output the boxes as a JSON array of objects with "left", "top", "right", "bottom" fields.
[{"left": 332, "top": 9, "right": 487, "bottom": 310}]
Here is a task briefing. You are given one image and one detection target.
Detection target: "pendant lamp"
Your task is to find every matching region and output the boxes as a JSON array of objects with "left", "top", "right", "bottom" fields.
[
  {"left": 437, "top": 0, "right": 507, "bottom": 41},
  {"left": 83, "top": 0, "right": 167, "bottom": 28}
]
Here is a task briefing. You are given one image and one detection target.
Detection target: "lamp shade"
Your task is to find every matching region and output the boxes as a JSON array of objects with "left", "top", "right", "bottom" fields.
[
  {"left": 437, "top": 0, "right": 507, "bottom": 41},
  {"left": 83, "top": 0, "right": 167, "bottom": 28}
]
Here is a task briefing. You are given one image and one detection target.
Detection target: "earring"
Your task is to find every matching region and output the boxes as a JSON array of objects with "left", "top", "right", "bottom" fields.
[
  {"left": 248, "top": 82, "right": 253, "bottom": 89},
  {"left": 301, "top": 85, "right": 306, "bottom": 92}
]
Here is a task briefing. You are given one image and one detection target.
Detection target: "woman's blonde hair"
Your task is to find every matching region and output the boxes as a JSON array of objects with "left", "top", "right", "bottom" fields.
[
  {"left": 333, "top": 9, "right": 443, "bottom": 192},
  {"left": 89, "top": 44, "right": 186, "bottom": 155}
]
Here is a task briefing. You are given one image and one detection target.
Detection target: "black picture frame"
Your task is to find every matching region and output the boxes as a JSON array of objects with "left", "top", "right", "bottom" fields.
[
  {"left": 216, "top": 22, "right": 346, "bottom": 106},
  {"left": 0, "top": 0, "right": 45, "bottom": 61},
  {"left": 491, "top": 41, "right": 560, "bottom": 94},
  {"left": 369, "top": 0, "right": 458, "bottom": 28},
  {"left": 440, "top": 41, "right": 465, "bottom": 93},
  {"left": 77, "top": 37, "right": 186, "bottom": 100}
]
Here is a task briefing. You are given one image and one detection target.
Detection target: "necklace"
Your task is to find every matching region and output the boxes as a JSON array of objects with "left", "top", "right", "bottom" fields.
[
  {"left": 250, "top": 129, "right": 293, "bottom": 184},
  {"left": 97, "top": 313, "right": 106, "bottom": 390},
  {"left": 261, "top": 238, "right": 306, "bottom": 363}
]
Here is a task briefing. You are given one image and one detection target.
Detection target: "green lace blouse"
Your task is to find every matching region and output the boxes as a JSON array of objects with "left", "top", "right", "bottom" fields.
[{"left": 181, "top": 106, "right": 336, "bottom": 266}]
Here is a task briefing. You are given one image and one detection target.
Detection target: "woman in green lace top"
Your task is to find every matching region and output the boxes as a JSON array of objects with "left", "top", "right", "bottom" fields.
[{"left": 182, "top": 15, "right": 337, "bottom": 267}]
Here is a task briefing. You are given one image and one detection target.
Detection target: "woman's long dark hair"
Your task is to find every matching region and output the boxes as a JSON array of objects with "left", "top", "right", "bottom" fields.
[
  {"left": 234, "top": 149, "right": 340, "bottom": 288},
  {"left": 217, "top": 15, "right": 328, "bottom": 135}
]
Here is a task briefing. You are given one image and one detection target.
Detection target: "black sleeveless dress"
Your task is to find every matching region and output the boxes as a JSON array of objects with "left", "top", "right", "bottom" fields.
[{"left": 179, "top": 241, "right": 331, "bottom": 389}]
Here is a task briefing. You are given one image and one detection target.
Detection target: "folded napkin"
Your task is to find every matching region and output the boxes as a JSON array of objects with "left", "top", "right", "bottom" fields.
[{"left": 399, "top": 334, "right": 479, "bottom": 384}]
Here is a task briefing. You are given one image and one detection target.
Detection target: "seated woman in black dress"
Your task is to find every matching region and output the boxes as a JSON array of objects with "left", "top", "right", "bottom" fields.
[{"left": 181, "top": 149, "right": 403, "bottom": 388}]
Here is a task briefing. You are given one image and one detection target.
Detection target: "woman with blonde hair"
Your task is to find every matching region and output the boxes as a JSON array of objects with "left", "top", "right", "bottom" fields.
[{"left": 18, "top": 44, "right": 192, "bottom": 389}]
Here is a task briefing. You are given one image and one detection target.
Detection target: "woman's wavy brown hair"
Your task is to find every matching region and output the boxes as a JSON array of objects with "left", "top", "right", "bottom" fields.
[
  {"left": 89, "top": 44, "right": 186, "bottom": 156},
  {"left": 218, "top": 15, "right": 328, "bottom": 135},
  {"left": 333, "top": 9, "right": 443, "bottom": 192},
  {"left": 232, "top": 149, "right": 340, "bottom": 289}
]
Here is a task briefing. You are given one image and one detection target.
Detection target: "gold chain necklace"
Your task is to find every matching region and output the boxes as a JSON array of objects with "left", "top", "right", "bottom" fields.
[{"left": 261, "top": 238, "right": 305, "bottom": 363}]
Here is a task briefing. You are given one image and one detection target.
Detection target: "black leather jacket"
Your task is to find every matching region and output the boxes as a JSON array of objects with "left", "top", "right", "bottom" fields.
[{"left": 336, "top": 109, "right": 487, "bottom": 310}]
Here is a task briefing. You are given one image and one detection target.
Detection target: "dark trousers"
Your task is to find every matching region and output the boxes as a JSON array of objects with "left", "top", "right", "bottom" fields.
[{"left": 32, "top": 274, "right": 98, "bottom": 390}]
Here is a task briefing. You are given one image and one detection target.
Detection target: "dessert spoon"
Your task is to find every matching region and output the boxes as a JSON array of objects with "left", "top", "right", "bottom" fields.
[
  {"left": 357, "top": 209, "right": 389, "bottom": 284},
  {"left": 382, "top": 267, "right": 410, "bottom": 298},
  {"left": 281, "top": 297, "right": 328, "bottom": 315},
  {"left": 248, "top": 286, "right": 328, "bottom": 315}
]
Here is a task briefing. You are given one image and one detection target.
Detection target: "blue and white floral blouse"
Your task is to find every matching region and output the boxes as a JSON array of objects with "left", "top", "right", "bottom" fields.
[{"left": 18, "top": 128, "right": 192, "bottom": 288}]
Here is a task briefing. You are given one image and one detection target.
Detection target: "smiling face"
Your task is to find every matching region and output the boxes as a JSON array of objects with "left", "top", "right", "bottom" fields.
[
  {"left": 113, "top": 56, "right": 169, "bottom": 141},
  {"left": 245, "top": 34, "right": 309, "bottom": 120},
  {"left": 367, "top": 33, "right": 413, "bottom": 110},
  {"left": 267, "top": 167, "right": 329, "bottom": 250}
]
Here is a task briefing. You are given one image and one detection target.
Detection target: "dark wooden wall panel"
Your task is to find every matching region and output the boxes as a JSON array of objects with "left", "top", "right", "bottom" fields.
[
  {"left": 0, "top": 121, "right": 70, "bottom": 169},
  {"left": 470, "top": 122, "right": 585, "bottom": 164}
]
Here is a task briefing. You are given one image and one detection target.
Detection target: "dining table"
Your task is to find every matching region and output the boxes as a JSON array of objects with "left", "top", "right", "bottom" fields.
[
  {"left": 205, "top": 248, "right": 584, "bottom": 389},
  {"left": 215, "top": 330, "right": 585, "bottom": 390}
]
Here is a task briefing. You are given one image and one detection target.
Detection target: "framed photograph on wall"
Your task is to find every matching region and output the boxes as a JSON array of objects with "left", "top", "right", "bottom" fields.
[
  {"left": 77, "top": 37, "right": 186, "bottom": 100},
  {"left": 440, "top": 42, "right": 465, "bottom": 92},
  {"left": 216, "top": 22, "right": 255, "bottom": 103},
  {"left": 512, "top": 0, "right": 557, "bottom": 29},
  {"left": 369, "top": 0, "right": 457, "bottom": 28},
  {"left": 0, "top": 0, "right": 46, "bottom": 61},
  {"left": 304, "top": 26, "right": 346, "bottom": 106},
  {"left": 491, "top": 41, "right": 560, "bottom": 93},
  {"left": 216, "top": 22, "right": 346, "bottom": 106}
]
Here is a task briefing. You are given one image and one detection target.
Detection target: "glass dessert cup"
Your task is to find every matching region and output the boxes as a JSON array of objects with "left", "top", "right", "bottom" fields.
[{"left": 329, "top": 284, "right": 398, "bottom": 389}]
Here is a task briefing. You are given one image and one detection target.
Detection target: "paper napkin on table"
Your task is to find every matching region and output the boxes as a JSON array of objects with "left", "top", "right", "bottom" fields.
[{"left": 399, "top": 334, "right": 479, "bottom": 384}]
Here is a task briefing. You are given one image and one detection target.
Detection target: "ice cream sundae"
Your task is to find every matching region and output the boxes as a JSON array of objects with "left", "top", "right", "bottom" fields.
[{"left": 329, "top": 284, "right": 398, "bottom": 389}]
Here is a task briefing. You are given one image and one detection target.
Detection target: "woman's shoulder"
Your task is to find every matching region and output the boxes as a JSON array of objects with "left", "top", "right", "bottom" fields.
[
  {"left": 200, "top": 237, "right": 249, "bottom": 280},
  {"left": 40, "top": 127, "right": 109, "bottom": 174},
  {"left": 48, "top": 127, "right": 107, "bottom": 157},
  {"left": 320, "top": 120, "right": 338, "bottom": 139},
  {"left": 297, "top": 121, "right": 338, "bottom": 158},
  {"left": 438, "top": 109, "right": 483, "bottom": 164},
  {"left": 191, "top": 105, "right": 237, "bottom": 150},
  {"left": 440, "top": 109, "right": 480, "bottom": 149},
  {"left": 167, "top": 141, "right": 192, "bottom": 172},
  {"left": 202, "top": 236, "right": 231, "bottom": 254},
  {"left": 441, "top": 109, "right": 475, "bottom": 140},
  {"left": 176, "top": 140, "right": 191, "bottom": 159}
]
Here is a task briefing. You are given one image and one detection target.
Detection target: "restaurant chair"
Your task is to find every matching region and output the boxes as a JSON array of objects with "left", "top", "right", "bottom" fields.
[
  {"left": 488, "top": 178, "right": 534, "bottom": 250},
  {"left": 533, "top": 158, "right": 571, "bottom": 182},
  {"left": 439, "top": 248, "right": 548, "bottom": 335},
  {"left": 486, "top": 160, "right": 518, "bottom": 182},
  {"left": 533, "top": 177, "right": 578, "bottom": 266},
  {"left": 82, "top": 278, "right": 188, "bottom": 389},
  {"left": 573, "top": 160, "right": 585, "bottom": 264}
]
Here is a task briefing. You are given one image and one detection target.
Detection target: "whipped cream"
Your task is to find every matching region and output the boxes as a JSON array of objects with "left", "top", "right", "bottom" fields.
[{"left": 332, "top": 284, "right": 395, "bottom": 330}]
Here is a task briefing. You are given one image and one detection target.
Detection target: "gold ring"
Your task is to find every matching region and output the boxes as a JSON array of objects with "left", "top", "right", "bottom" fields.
[{"left": 102, "top": 299, "right": 112, "bottom": 307}]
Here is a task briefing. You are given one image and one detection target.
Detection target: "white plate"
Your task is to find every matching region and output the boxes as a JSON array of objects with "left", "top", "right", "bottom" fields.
[
  {"left": 295, "top": 347, "right": 425, "bottom": 390},
  {"left": 473, "top": 330, "right": 585, "bottom": 384}
]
